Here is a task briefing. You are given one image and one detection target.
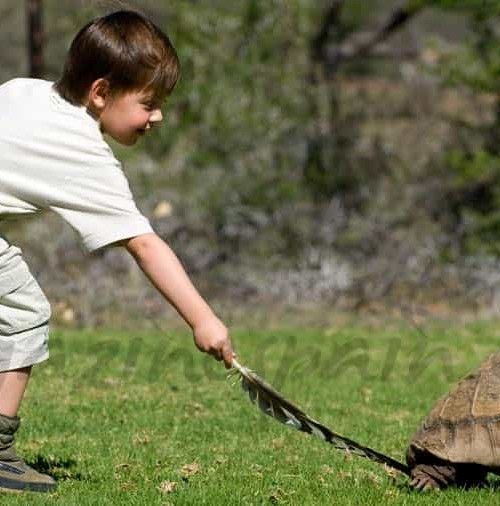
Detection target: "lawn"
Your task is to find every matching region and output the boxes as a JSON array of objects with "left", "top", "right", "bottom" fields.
[{"left": 3, "top": 318, "right": 500, "bottom": 505}]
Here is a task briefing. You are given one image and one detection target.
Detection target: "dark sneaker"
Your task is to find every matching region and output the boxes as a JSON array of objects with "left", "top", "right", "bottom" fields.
[{"left": 0, "top": 459, "right": 57, "bottom": 493}]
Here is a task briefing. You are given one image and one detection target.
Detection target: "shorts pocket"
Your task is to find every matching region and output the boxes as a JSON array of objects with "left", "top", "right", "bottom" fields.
[{"left": 0, "top": 276, "right": 51, "bottom": 336}]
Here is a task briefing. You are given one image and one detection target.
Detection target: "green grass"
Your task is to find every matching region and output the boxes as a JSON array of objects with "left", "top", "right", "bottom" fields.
[{"left": 4, "top": 319, "right": 500, "bottom": 504}]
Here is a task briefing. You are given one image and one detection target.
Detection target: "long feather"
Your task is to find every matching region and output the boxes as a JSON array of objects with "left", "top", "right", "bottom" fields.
[{"left": 230, "top": 358, "right": 410, "bottom": 476}]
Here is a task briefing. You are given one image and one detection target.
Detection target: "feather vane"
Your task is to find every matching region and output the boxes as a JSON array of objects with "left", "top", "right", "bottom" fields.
[{"left": 230, "top": 358, "right": 410, "bottom": 476}]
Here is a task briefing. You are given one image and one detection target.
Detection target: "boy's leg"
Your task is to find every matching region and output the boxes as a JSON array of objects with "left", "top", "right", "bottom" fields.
[
  {"left": 0, "top": 365, "right": 56, "bottom": 493},
  {"left": 0, "top": 240, "right": 56, "bottom": 492},
  {"left": 0, "top": 367, "right": 31, "bottom": 417},
  {"left": 0, "top": 307, "right": 55, "bottom": 492}
]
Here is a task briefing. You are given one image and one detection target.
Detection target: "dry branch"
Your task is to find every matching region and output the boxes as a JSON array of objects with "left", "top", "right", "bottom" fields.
[{"left": 315, "top": 1, "right": 425, "bottom": 73}]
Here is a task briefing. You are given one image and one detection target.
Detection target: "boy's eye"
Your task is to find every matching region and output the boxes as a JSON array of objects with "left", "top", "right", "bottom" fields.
[
  {"left": 142, "top": 96, "right": 166, "bottom": 110},
  {"left": 143, "top": 102, "right": 163, "bottom": 112}
]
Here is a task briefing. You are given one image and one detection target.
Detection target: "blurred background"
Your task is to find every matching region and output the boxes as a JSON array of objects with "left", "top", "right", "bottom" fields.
[{"left": 2, "top": 0, "right": 500, "bottom": 329}]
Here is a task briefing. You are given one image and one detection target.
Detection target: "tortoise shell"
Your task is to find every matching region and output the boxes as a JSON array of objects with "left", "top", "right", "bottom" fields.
[{"left": 406, "top": 350, "right": 500, "bottom": 490}]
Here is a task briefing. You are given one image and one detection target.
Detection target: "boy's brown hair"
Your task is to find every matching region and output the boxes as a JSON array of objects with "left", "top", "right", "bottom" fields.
[{"left": 55, "top": 10, "right": 180, "bottom": 105}]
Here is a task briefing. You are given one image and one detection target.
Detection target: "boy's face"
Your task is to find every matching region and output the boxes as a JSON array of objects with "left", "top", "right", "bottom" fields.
[{"left": 98, "top": 89, "right": 164, "bottom": 146}]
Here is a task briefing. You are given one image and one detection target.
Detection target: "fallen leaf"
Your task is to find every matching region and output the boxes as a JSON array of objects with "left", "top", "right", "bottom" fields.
[
  {"left": 120, "top": 482, "right": 136, "bottom": 491},
  {"left": 320, "top": 465, "right": 334, "bottom": 475},
  {"left": 382, "top": 463, "right": 401, "bottom": 480},
  {"left": 384, "top": 489, "right": 400, "bottom": 498},
  {"left": 364, "top": 471, "right": 382, "bottom": 486},
  {"left": 180, "top": 462, "right": 201, "bottom": 479},
  {"left": 158, "top": 481, "right": 177, "bottom": 494},
  {"left": 132, "top": 432, "right": 151, "bottom": 445},
  {"left": 338, "top": 470, "right": 353, "bottom": 480},
  {"left": 115, "top": 463, "right": 131, "bottom": 471}
]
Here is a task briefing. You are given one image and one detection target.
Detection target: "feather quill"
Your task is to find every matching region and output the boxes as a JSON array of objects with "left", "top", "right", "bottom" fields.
[{"left": 230, "top": 358, "right": 410, "bottom": 476}]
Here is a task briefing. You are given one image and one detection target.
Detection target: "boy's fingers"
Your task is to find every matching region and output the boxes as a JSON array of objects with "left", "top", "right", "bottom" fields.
[
  {"left": 204, "top": 336, "right": 235, "bottom": 368},
  {"left": 221, "top": 344, "right": 235, "bottom": 369}
]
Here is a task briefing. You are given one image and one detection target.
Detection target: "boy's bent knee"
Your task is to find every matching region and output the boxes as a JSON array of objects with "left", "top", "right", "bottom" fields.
[
  {"left": 0, "top": 270, "right": 51, "bottom": 373},
  {"left": 0, "top": 276, "right": 51, "bottom": 336},
  {"left": 0, "top": 324, "right": 50, "bottom": 372}
]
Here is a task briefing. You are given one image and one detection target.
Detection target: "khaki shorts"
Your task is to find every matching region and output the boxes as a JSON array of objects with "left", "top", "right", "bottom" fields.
[{"left": 0, "top": 237, "right": 50, "bottom": 372}]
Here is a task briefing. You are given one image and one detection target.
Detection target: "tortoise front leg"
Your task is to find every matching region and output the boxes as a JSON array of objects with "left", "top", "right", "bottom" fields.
[
  {"left": 410, "top": 472, "right": 441, "bottom": 491},
  {"left": 410, "top": 462, "right": 488, "bottom": 491},
  {"left": 409, "top": 463, "right": 454, "bottom": 491},
  {"left": 407, "top": 445, "right": 458, "bottom": 491}
]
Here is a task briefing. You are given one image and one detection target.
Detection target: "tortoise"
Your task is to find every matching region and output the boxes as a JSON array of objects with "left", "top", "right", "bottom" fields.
[
  {"left": 232, "top": 352, "right": 500, "bottom": 492},
  {"left": 406, "top": 350, "right": 500, "bottom": 491}
]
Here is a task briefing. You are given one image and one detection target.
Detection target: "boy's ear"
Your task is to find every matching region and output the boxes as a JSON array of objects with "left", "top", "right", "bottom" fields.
[{"left": 88, "top": 78, "right": 111, "bottom": 110}]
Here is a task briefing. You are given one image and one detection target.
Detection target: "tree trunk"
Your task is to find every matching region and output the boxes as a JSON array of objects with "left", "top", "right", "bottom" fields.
[{"left": 27, "top": 0, "right": 44, "bottom": 78}]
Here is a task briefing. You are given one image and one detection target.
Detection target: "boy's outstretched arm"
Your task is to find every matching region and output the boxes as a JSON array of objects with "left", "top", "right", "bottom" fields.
[{"left": 122, "top": 232, "right": 235, "bottom": 368}]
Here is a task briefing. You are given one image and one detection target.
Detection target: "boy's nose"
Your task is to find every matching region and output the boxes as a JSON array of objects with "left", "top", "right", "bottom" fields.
[{"left": 150, "top": 108, "right": 163, "bottom": 123}]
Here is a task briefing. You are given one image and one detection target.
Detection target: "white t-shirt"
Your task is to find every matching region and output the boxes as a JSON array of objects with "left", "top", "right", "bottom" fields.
[{"left": 0, "top": 78, "right": 153, "bottom": 253}]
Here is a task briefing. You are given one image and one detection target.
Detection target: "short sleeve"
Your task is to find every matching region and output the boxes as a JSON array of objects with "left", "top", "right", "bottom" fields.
[{"left": 49, "top": 157, "right": 154, "bottom": 252}]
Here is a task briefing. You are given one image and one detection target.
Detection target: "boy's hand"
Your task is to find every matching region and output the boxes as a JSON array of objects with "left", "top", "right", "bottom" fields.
[{"left": 192, "top": 316, "right": 235, "bottom": 369}]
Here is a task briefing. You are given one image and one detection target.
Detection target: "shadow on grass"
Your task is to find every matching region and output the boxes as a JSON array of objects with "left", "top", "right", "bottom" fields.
[{"left": 26, "top": 455, "right": 86, "bottom": 481}]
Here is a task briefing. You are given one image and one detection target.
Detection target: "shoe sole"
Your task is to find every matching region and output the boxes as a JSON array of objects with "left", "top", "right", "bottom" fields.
[{"left": 0, "top": 475, "right": 57, "bottom": 493}]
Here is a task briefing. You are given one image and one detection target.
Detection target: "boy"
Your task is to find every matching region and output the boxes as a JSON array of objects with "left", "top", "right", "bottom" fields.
[{"left": 0, "top": 10, "right": 235, "bottom": 493}]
